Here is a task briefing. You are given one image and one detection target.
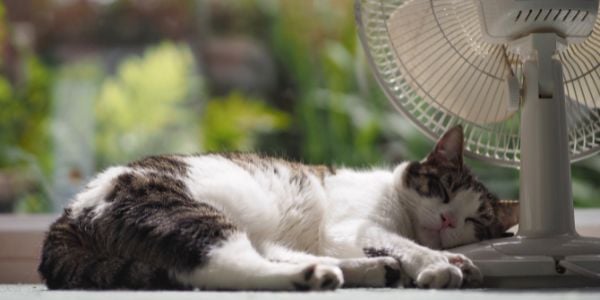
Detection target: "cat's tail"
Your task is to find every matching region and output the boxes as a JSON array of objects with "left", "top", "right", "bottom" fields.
[{"left": 37, "top": 212, "right": 183, "bottom": 290}]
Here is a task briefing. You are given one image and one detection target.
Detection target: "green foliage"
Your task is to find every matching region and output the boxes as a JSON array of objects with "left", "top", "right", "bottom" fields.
[
  {"left": 0, "top": 56, "right": 53, "bottom": 174},
  {"left": 572, "top": 156, "right": 600, "bottom": 207},
  {"left": 266, "top": 1, "right": 390, "bottom": 166},
  {"left": 201, "top": 92, "right": 290, "bottom": 152},
  {"left": 95, "top": 42, "right": 202, "bottom": 167},
  {"left": 0, "top": 0, "right": 54, "bottom": 212},
  {"left": 14, "top": 192, "right": 52, "bottom": 213}
]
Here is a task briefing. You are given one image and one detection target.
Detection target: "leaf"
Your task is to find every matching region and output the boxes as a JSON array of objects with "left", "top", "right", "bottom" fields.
[{"left": 201, "top": 92, "right": 290, "bottom": 152}]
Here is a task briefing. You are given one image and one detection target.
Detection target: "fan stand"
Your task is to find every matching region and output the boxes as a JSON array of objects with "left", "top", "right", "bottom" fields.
[{"left": 451, "top": 33, "right": 600, "bottom": 288}]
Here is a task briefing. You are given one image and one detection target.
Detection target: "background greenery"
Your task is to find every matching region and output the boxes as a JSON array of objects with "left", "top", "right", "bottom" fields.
[{"left": 0, "top": 0, "right": 598, "bottom": 213}]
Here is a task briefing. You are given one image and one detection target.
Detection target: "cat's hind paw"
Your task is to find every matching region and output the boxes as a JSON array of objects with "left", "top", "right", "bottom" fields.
[{"left": 292, "top": 264, "right": 343, "bottom": 291}]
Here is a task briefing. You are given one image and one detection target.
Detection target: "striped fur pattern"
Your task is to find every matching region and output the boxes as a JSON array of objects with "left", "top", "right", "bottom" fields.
[{"left": 38, "top": 126, "right": 518, "bottom": 290}]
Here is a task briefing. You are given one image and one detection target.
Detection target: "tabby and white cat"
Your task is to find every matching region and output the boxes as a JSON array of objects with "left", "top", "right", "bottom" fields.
[{"left": 38, "top": 125, "right": 518, "bottom": 290}]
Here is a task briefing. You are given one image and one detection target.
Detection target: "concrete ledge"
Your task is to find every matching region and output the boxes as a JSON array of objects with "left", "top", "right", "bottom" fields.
[
  {"left": 1, "top": 210, "right": 599, "bottom": 284},
  {"left": 0, "top": 215, "right": 57, "bottom": 284}
]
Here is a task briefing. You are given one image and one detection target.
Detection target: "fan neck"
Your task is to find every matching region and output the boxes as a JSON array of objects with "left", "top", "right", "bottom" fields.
[
  {"left": 510, "top": 34, "right": 566, "bottom": 97},
  {"left": 509, "top": 33, "right": 577, "bottom": 238}
]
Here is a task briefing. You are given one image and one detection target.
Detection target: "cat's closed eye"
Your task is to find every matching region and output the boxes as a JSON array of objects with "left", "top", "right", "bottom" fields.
[{"left": 465, "top": 217, "right": 482, "bottom": 225}]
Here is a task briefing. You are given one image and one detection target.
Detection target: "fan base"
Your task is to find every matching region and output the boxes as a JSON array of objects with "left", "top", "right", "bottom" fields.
[{"left": 451, "top": 235, "right": 600, "bottom": 288}]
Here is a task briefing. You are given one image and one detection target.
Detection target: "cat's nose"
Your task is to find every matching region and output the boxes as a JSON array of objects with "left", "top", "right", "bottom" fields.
[{"left": 440, "top": 213, "right": 456, "bottom": 229}]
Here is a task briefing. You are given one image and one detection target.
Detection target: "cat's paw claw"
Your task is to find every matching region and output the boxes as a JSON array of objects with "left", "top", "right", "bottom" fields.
[
  {"left": 293, "top": 264, "right": 343, "bottom": 291},
  {"left": 416, "top": 262, "right": 463, "bottom": 289}
]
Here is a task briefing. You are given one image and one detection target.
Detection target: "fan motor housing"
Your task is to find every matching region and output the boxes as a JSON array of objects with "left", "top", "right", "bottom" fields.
[{"left": 477, "top": 0, "right": 599, "bottom": 43}]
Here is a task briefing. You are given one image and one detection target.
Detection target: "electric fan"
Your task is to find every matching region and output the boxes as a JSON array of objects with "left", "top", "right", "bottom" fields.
[{"left": 356, "top": 0, "right": 600, "bottom": 288}]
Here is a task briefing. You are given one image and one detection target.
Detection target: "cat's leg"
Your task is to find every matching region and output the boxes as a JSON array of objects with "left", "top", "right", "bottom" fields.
[
  {"left": 323, "top": 222, "right": 482, "bottom": 289},
  {"left": 174, "top": 233, "right": 343, "bottom": 290},
  {"left": 358, "top": 225, "right": 482, "bottom": 288},
  {"left": 259, "top": 243, "right": 403, "bottom": 288}
]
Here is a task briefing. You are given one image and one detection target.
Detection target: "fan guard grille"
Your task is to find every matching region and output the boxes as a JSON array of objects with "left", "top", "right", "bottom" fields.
[{"left": 356, "top": 0, "right": 600, "bottom": 167}]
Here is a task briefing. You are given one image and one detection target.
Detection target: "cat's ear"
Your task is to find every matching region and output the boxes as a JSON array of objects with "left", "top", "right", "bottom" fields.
[
  {"left": 426, "top": 125, "right": 464, "bottom": 168},
  {"left": 497, "top": 200, "right": 519, "bottom": 231}
]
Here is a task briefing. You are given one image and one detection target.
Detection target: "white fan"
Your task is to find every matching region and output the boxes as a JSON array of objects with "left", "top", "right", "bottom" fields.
[{"left": 356, "top": 0, "right": 600, "bottom": 287}]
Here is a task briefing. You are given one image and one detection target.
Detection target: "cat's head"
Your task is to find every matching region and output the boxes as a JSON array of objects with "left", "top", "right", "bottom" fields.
[{"left": 398, "top": 125, "right": 519, "bottom": 249}]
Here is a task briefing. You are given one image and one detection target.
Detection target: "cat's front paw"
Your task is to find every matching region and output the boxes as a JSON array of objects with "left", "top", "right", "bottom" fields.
[
  {"left": 416, "top": 261, "right": 463, "bottom": 288},
  {"left": 413, "top": 252, "right": 482, "bottom": 289},
  {"left": 442, "top": 252, "right": 482, "bottom": 287},
  {"left": 292, "top": 264, "right": 344, "bottom": 291}
]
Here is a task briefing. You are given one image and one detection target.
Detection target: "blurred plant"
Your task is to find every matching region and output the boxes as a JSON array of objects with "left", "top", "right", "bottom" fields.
[
  {"left": 0, "top": 0, "right": 54, "bottom": 212},
  {"left": 201, "top": 92, "right": 290, "bottom": 152},
  {"left": 265, "top": 0, "right": 392, "bottom": 166},
  {"left": 0, "top": 56, "right": 53, "bottom": 173},
  {"left": 572, "top": 156, "right": 600, "bottom": 207},
  {"left": 95, "top": 42, "right": 203, "bottom": 167}
]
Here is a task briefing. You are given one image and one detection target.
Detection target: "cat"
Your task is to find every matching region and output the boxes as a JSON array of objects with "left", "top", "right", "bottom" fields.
[{"left": 38, "top": 125, "right": 518, "bottom": 290}]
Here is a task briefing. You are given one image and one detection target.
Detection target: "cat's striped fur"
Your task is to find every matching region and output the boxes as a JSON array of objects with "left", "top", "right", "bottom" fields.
[{"left": 38, "top": 126, "right": 518, "bottom": 290}]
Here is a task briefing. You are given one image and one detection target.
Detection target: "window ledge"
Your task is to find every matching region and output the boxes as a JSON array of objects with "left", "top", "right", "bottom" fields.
[{"left": 0, "top": 214, "right": 57, "bottom": 284}]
